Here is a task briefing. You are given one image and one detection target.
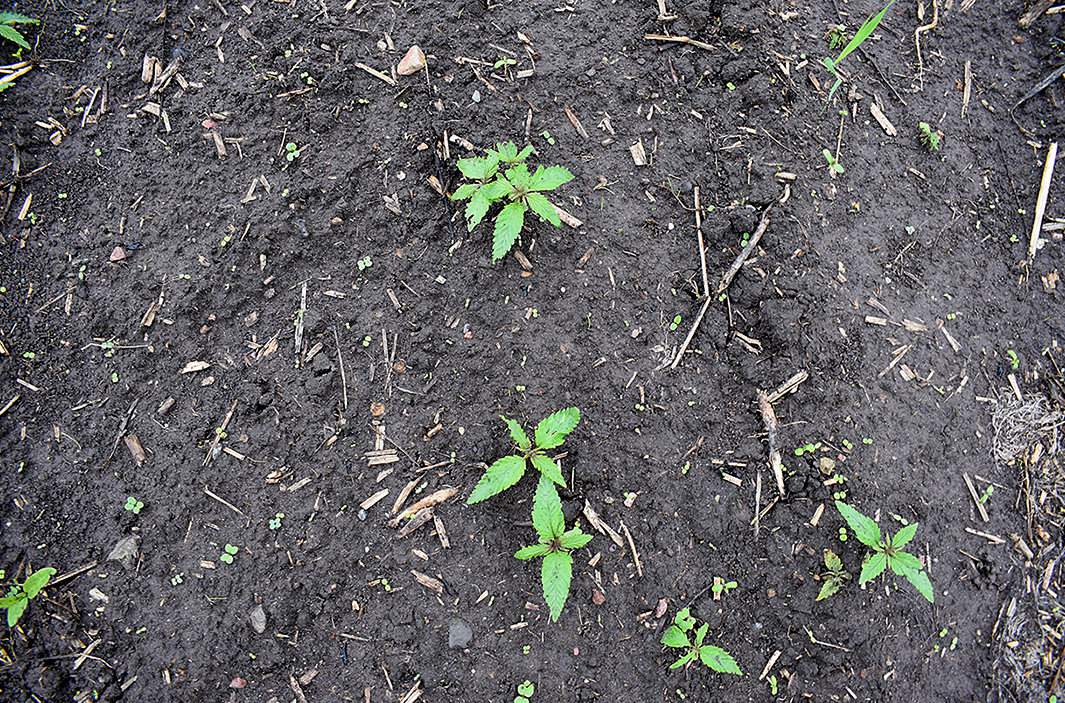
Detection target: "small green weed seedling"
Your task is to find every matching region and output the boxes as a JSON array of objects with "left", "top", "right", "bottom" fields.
[
  {"left": 917, "top": 122, "right": 942, "bottom": 151},
  {"left": 219, "top": 544, "right": 239, "bottom": 564},
  {"left": 514, "top": 475, "right": 593, "bottom": 621},
  {"left": 124, "top": 496, "right": 144, "bottom": 514},
  {"left": 816, "top": 548, "right": 851, "bottom": 601},
  {"left": 285, "top": 142, "right": 301, "bottom": 161},
  {"left": 514, "top": 679, "right": 535, "bottom": 703},
  {"left": 450, "top": 142, "right": 574, "bottom": 262},
  {"left": 467, "top": 407, "right": 580, "bottom": 504},
  {"left": 821, "top": 0, "right": 896, "bottom": 101},
  {"left": 268, "top": 512, "right": 285, "bottom": 530},
  {"left": 826, "top": 24, "right": 847, "bottom": 50},
  {"left": 356, "top": 255, "right": 372, "bottom": 272},
  {"left": 0, "top": 567, "right": 56, "bottom": 627},
  {"left": 822, "top": 149, "right": 845, "bottom": 175},
  {"left": 0, "top": 12, "right": 38, "bottom": 52},
  {"left": 660, "top": 607, "right": 743, "bottom": 675},
  {"left": 835, "top": 501, "right": 934, "bottom": 602},
  {"left": 711, "top": 578, "right": 738, "bottom": 597}
]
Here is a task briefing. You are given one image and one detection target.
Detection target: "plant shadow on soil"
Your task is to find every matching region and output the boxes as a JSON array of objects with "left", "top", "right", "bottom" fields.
[{"left": 1, "top": 0, "right": 1064, "bottom": 701}]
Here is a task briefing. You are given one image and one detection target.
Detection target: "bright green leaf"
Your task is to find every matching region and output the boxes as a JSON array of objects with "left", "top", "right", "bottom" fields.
[
  {"left": 529, "top": 165, "right": 574, "bottom": 192},
  {"left": 835, "top": 501, "right": 881, "bottom": 549},
  {"left": 502, "top": 416, "right": 531, "bottom": 452},
  {"left": 491, "top": 201, "right": 526, "bottom": 262},
  {"left": 558, "top": 528, "right": 593, "bottom": 550},
  {"left": 480, "top": 177, "right": 513, "bottom": 201},
  {"left": 670, "top": 650, "right": 696, "bottom": 670},
  {"left": 699, "top": 645, "right": 743, "bottom": 675},
  {"left": 450, "top": 183, "right": 478, "bottom": 201},
  {"left": 816, "top": 579, "right": 841, "bottom": 601},
  {"left": 525, "top": 192, "right": 562, "bottom": 227},
  {"left": 457, "top": 155, "right": 499, "bottom": 181},
  {"left": 534, "top": 407, "right": 581, "bottom": 450},
  {"left": 466, "top": 455, "right": 526, "bottom": 504},
  {"left": 465, "top": 192, "right": 492, "bottom": 232},
  {"left": 694, "top": 622, "right": 709, "bottom": 647},
  {"left": 0, "top": 24, "right": 29, "bottom": 49},
  {"left": 859, "top": 552, "right": 887, "bottom": 585},
  {"left": 0, "top": 12, "right": 39, "bottom": 25},
  {"left": 888, "top": 551, "right": 922, "bottom": 575},
  {"left": 674, "top": 607, "right": 696, "bottom": 631},
  {"left": 531, "top": 473, "right": 565, "bottom": 542},
  {"left": 531, "top": 453, "right": 565, "bottom": 488},
  {"left": 492, "top": 142, "right": 519, "bottom": 162},
  {"left": 514, "top": 543, "right": 552, "bottom": 560},
  {"left": 23, "top": 568, "right": 55, "bottom": 598},
  {"left": 660, "top": 624, "right": 691, "bottom": 649},
  {"left": 504, "top": 164, "right": 532, "bottom": 190},
  {"left": 891, "top": 522, "right": 918, "bottom": 549},
  {"left": 824, "top": 548, "right": 843, "bottom": 572},
  {"left": 903, "top": 568, "right": 935, "bottom": 603},
  {"left": 833, "top": 0, "right": 896, "bottom": 67},
  {"left": 541, "top": 551, "right": 573, "bottom": 622},
  {"left": 6, "top": 597, "right": 27, "bottom": 627},
  {"left": 514, "top": 144, "right": 534, "bottom": 162}
]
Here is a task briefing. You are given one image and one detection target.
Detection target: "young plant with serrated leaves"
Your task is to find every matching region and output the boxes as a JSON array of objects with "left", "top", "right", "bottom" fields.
[
  {"left": 917, "top": 121, "right": 942, "bottom": 152},
  {"left": 821, "top": 0, "right": 896, "bottom": 101},
  {"left": 514, "top": 474, "right": 593, "bottom": 621},
  {"left": 450, "top": 141, "right": 574, "bottom": 263},
  {"left": 467, "top": 407, "right": 580, "bottom": 505},
  {"left": 0, "top": 566, "right": 56, "bottom": 627},
  {"left": 816, "top": 548, "right": 851, "bottom": 601},
  {"left": 835, "top": 501, "right": 934, "bottom": 603},
  {"left": 0, "top": 12, "right": 38, "bottom": 53},
  {"left": 660, "top": 607, "right": 743, "bottom": 676}
]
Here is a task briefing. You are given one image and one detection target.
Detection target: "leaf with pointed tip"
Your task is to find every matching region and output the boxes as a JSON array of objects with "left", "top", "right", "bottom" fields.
[
  {"left": 514, "top": 543, "right": 552, "bottom": 561},
  {"left": 0, "top": 24, "right": 28, "bottom": 49},
  {"left": 858, "top": 552, "right": 887, "bottom": 585},
  {"left": 670, "top": 650, "right": 697, "bottom": 670},
  {"left": 530, "top": 165, "right": 574, "bottom": 192},
  {"left": 466, "top": 455, "right": 526, "bottom": 504},
  {"left": 694, "top": 622, "right": 709, "bottom": 647},
  {"left": 491, "top": 142, "right": 519, "bottom": 162},
  {"left": 504, "top": 164, "right": 532, "bottom": 190},
  {"left": 532, "top": 474, "right": 564, "bottom": 542},
  {"left": 660, "top": 625, "right": 691, "bottom": 649},
  {"left": 699, "top": 645, "right": 743, "bottom": 675},
  {"left": 465, "top": 191, "right": 492, "bottom": 232},
  {"left": 832, "top": 0, "right": 896, "bottom": 67},
  {"left": 888, "top": 551, "right": 922, "bottom": 575},
  {"left": 502, "top": 416, "right": 531, "bottom": 452},
  {"left": 456, "top": 155, "right": 499, "bottom": 181},
  {"left": 6, "top": 597, "right": 27, "bottom": 627},
  {"left": 541, "top": 551, "right": 573, "bottom": 622},
  {"left": 835, "top": 501, "right": 881, "bottom": 549},
  {"left": 559, "top": 528, "right": 593, "bottom": 550},
  {"left": 823, "top": 548, "right": 843, "bottom": 572},
  {"left": 491, "top": 201, "right": 525, "bottom": 262},
  {"left": 525, "top": 192, "right": 562, "bottom": 228},
  {"left": 0, "top": 12, "right": 39, "bottom": 25},
  {"left": 22, "top": 568, "right": 55, "bottom": 599},
  {"left": 903, "top": 568, "right": 935, "bottom": 603},
  {"left": 534, "top": 407, "right": 581, "bottom": 450},
  {"left": 891, "top": 522, "right": 919, "bottom": 549},
  {"left": 531, "top": 453, "right": 565, "bottom": 487},
  {"left": 816, "top": 578, "right": 841, "bottom": 601},
  {"left": 480, "top": 177, "right": 513, "bottom": 201},
  {"left": 449, "top": 183, "right": 478, "bottom": 201}
]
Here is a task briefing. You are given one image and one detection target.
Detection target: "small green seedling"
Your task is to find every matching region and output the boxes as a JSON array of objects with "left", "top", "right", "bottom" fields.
[
  {"left": 816, "top": 548, "right": 851, "bottom": 601},
  {"left": 822, "top": 149, "right": 845, "bottom": 175},
  {"left": 0, "top": 11, "right": 39, "bottom": 52},
  {"left": 835, "top": 501, "right": 934, "bottom": 603},
  {"left": 978, "top": 485, "right": 994, "bottom": 505},
  {"left": 450, "top": 142, "right": 574, "bottom": 262},
  {"left": 1006, "top": 349, "right": 1020, "bottom": 370},
  {"left": 670, "top": 314, "right": 682, "bottom": 332},
  {"left": 514, "top": 475, "right": 593, "bottom": 621},
  {"left": 170, "top": 573, "right": 184, "bottom": 586},
  {"left": 219, "top": 544, "right": 239, "bottom": 564},
  {"left": 285, "top": 142, "right": 301, "bottom": 161},
  {"left": 821, "top": 0, "right": 896, "bottom": 101},
  {"left": 826, "top": 24, "right": 847, "bottom": 50},
  {"left": 660, "top": 607, "right": 743, "bottom": 675},
  {"left": 123, "top": 496, "right": 144, "bottom": 514},
  {"left": 467, "top": 407, "right": 580, "bottom": 504},
  {"left": 711, "top": 578, "right": 738, "bottom": 596},
  {"left": 356, "top": 255, "right": 372, "bottom": 272},
  {"left": 918, "top": 122, "right": 942, "bottom": 152},
  {"left": 0, "top": 567, "right": 56, "bottom": 627},
  {"left": 514, "top": 679, "right": 535, "bottom": 703},
  {"left": 268, "top": 512, "right": 285, "bottom": 530}
]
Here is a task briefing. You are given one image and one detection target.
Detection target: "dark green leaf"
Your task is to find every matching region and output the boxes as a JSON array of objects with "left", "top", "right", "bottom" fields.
[
  {"left": 660, "top": 625, "right": 691, "bottom": 649},
  {"left": 534, "top": 407, "right": 581, "bottom": 450},
  {"left": 514, "top": 543, "right": 551, "bottom": 560},
  {"left": 888, "top": 551, "right": 922, "bottom": 575},
  {"left": 835, "top": 501, "right": 881, "bottom": 549},
  {"left": 531, "top": 474, "right": 564, "bottom": 541},
  {"left": 466, "top": 455, "right": 526, "bottom": 504},
  {"left": 525, "top": 192, "right": 562, "bottom": 227},
  {"left": 502, "top": 416, "right": 531, "bottom": 452},
  {"left": 558, "top": 528, "right": 593, "bottom": 550},
  {"left": 530, "top": 453, "right": 565, "bottom": 487},
  {"left": 858, "top": 552, "right": 887, "bottom": 585},
  {"left": 22, "top": 568, "right": 55, "bottom": 598},
  {"left": 891, "top": 522, "right": 918, "bottom": 549},
  {"left": 0, "top": 24, "right": 28, "bottom": 50},
  {"left": 491, "top": 201, "right": 525, "bottom": 262},
  {"left": 529, "top": 165, "right": 574, "bottom": 192},
  {"left": 541, "top": 551, "right": 573, "bottom": 622},
  {"left": 699, "top": 645, "right": 743, "bottom": 675}
]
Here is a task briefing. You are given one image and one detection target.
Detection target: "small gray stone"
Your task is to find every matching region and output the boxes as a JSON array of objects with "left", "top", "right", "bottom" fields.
[
  {"left": 106, "top": 535, "right": 140, "bottom": 568},
  {"left": 448, "top": 618, "right": 473, "bottom": 649},
  {"left": 250, "top": 604, "right": 267, "bottom": 634}
]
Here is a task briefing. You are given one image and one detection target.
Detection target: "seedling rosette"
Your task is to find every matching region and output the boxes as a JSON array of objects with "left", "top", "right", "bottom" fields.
[
  {"left": 660, "top": 607, "right": 743, "bottom": 675},
  {"left": 0, "top": 566, "right": 56, "bottom": 627},
  {"left": 835, "top": 501, "right": 934, "bottom": 603}
]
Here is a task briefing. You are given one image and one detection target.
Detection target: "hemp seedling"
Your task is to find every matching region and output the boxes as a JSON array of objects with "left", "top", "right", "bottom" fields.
[
  {"left": 513, "top": 475, "right": 593, "bottom": 621},
  {"left": 0, "top": 567, "right": 56, "bottom": 627},
  {"left": 124, "top": 496, "right": 144, "bottom": 514},
  {"left": 450, "top": 142, "right": 574, "bottom": 262},
  {"left": 467, "top": 407, "right": 580, "bottom": 504},
  {"left": 835, "top": 501, "right": 934, "bottom": 603},
  {"left": 219, "top": 544, "right": 239, "bottom": 564},
  {"left": 660, "top": 607, "right": 743, "bottom": 675},
  {"left": 0, "top": 12, "right": 38, "bottom": 52},
  {"left": 821, "top": 0, "right": 896, "bottom": 101},
  {"left": 816, "top": 548, "right": 851, "bottom": 601},
  {"left": 917, "top": 122, "right": 942, "bottom": 151}
]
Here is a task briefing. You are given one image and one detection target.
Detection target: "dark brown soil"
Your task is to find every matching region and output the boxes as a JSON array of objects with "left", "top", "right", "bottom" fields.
[{"left": 2, "top": 0, "right": 1064, "bottom": 701}]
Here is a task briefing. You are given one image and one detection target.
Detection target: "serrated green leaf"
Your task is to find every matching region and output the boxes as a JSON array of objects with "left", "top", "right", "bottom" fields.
[
  {"left": 504, "top": 164, "right": 532, "bottom": 190},
  {"left": 903, "top": 568, "right": 935, "bottom": 603},
  {"left": 859, "top": 552, "right": 887, "bottom": 585},
  {"left": 491, "top": 201, "right": 525, "bottom": 262},
  {"left": 699, "top": 645, "right": 743, "bottom": 675},
  {"left": 465, "top": 192, "right": 492, "bottom": 232},
  {"left": 824, "top": 548, "right": 843, "bottom": 572},
  {"left": 660, "top": 624, "right": 691, "bottom": 649},
  {"left": 0, "top": 12, "right": 38, "bottom": 25},
  {"left": 891, "top": 522, "right": 918, "bottom": 549},
  {"left": 532, "top": 474, "right": 564, "bottom": 541},
  {"left": 674, "top": 607, "right": 696, "bottom": 631},
  {"left": 0, "top": 24, "right": 28, "bottom": 49},
  {"left": 502, "top": 416, "right": 531, "bottom": 451},
  {"left": 816, "top": 578, "right": 841, "bottom": 601},
  {"left": 466, "top": 455, "right": 526, "bottom": 504},
  {"left": 835, "top": 501, "right": 881, "bottom": 549},
  {"left": 888, "top": 551, "right": 922, "bottom": 575},
  {"left": 525, "top": 192, "right": 562, "bottom": 227},
  {"left": 480, "top": 177, "right": 513, "bottom": 201},
  {"left": 6, "top": 597, "right": 27, "bottom": 627},
  {"left": 534, "top": 407, "right": 581, "bottom": 450},
  {"left": 514, "top": 144, "right": 534, "bottom": 162},
  {"left": 492, "top": 142, "right": 519, "bottom": 162},
  {"left": 531, "top": 453, "right": 566, "bottom": 487},
  {"left": 670, "top": 650, "right": 697, "bottom": 670},
  {"left": 541, "top": 551, "right": 573, "bottom": 622},
  {"left": 450, "top": 183, "right": 478, "bottom": 201},
  {"left": 23, "top": 568, "right": 55, "bottom": 598},
  {"left": 514, "top": 543, "right": 551, "bottom": 560},
  {"left": 694, "top": 622, "right": 709, "bottom": 647},
  {"left": 529, "top": 165, "right": 574, "bottom": 192},
  {"left": 559, "top": 527, "right": 593, "bottom": 550},
  {"left": 456, "top": 155, "right": 499, "bottom": 181}
]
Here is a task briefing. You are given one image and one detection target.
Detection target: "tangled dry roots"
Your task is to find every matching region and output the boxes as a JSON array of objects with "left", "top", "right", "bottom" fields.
[{"left": 991, "top": 395, "right": 1063, "bottom": 465}]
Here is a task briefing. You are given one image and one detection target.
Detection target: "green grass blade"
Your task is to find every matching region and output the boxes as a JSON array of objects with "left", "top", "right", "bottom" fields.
[{"left": 833, "top": 0, "right": 895, "bottom": 67}]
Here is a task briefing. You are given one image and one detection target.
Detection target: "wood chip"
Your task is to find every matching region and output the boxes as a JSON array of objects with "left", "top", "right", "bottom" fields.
[
  {"left": 124, "top": 434, "right": 146, "bottom": 466},
  {"left": 869, "top": 101, "right": 898, "bottom": 136},
  {"left": 410, "top": 569, "right": 443, "bottom": 593},
  {"left": 360, "top": 489, "right": 390, "bottom": 511}
]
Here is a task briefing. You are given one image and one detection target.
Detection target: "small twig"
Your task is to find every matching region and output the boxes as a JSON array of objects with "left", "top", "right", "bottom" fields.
[
  {"left": 914, "top": 0, "right": 939, "bottom": 88},
  {"left": 757, "top": 390, "right": 785, "bottom": 497},
  {"left": 204, "top": 485, "right": 245, "bottom": 517},
  {"left": 643, "top": 33, "right": 713, "bottom": 52},
  {"left": 693, "top": 186, "right": 709, "bottom": 298},
  {"left": 333, "top": 326, "right": 348, "bottom": 411},
  {"left": 620, "top": 521, "right": 643, "bottom": 576},
  {"left": 203, "top": 399, "right": 238, "bottom": 466},
  {"left": 963, "top": 472, "right": 990, "bottom": 523},
  {"left": 1028, "top": 141, "right": 1058, "bottom": 262}
]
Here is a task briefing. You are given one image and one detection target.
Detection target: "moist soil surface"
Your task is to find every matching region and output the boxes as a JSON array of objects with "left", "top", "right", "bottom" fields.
[{"left": 2, "top": 0, "right": 1064, "bottom": 701}]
